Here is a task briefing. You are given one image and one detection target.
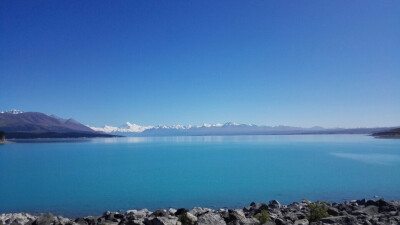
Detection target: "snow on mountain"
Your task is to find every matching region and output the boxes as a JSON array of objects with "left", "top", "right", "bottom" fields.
[
  {"left": 89, "top": 122, "right": 330, "bottom": 136},
  {"left": 90, "top": 125, "right": 120, "bottom": 133},
  {"left": 119, "top": 122, "right": 153, "bottom": 132},
  {"left": 90, "top": 122, "right": 245, "bottom": 133},
  {"left": 90, "top": 122, "right": 153, "bottom": 133},
  {"left": 0, "top": 109, "right": 24, "bottom": 114}
]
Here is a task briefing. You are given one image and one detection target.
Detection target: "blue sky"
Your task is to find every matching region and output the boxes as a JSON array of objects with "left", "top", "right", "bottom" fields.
[{"left": 1, "top": 1, "right": 399, "bottom": 128}]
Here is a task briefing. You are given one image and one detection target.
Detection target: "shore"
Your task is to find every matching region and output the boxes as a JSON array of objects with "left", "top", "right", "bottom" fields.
[{"left": 1, "top": 199, "right": 399, "bottom": 225}]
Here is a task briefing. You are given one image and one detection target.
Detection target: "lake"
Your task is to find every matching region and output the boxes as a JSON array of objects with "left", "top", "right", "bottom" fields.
[{"left": 0, "top": 135, "right": 399, "bottom": 217}]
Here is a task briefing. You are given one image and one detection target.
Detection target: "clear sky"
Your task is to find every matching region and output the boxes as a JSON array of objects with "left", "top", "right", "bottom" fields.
[{"left": 1, "top": 1, "right": 399, "bottom": 128}]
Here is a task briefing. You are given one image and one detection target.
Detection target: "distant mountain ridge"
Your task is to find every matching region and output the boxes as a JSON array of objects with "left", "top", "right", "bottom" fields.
[
  {"left": 373, "top": 128, "right": 400, "bottom": 138},
  {"left": 2, "top": 110, "right": 396, "bottom": 138},
  {"left": 90, "top": 122, "right": 395, "bottom": 136},
  {"left": 0, "top": 110, "right": 115, "bottom": 139}
]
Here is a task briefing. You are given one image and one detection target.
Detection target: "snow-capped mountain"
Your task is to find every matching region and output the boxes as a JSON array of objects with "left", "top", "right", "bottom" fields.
[
  {"left": 89, "top": 121, "right": 394, "bottom": 136},
  {"left": 90, "top": 122, "right": 153, "bottom": 133},
  {"left": 90, "top": 122, "right": 237, "bottom": 133},
  {"left": 89, "top": 122, "right": 329, "bottom": 136}
]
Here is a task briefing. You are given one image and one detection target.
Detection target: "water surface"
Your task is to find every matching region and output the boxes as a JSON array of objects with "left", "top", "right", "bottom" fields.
[{"left": 0, "top": 135, "right": 399, "bottom": 217}]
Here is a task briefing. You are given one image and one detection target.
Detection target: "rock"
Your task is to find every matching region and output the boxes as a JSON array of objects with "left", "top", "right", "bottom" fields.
[
  {"left": 33, "top": 213, "right": 56, "bottom": 225},
  {"left": 362, "top": 220, "right": 372, "bottom": 225},
  {"left": 74, "top": 218, "right": 88, "bottom": 225},
  {"left": 268, "top": 213, "right": 279, "bottom": 221},
  {"left": 222, "top": 209, "right": 257, "bottom": 225},
  {"left": 352, "top": 205, "right": 379, "bottom": 216},
  {"left": 151, "top": 210, "right": 168, "bottom": 218},
  {"left": 243, "top": 203, "right": 269, "bottom": 216},
  {"left": 197, "top": 212, "right": 226, "bottom": 225},
  {"left": 274, "top": 218, "right": 287, "bottom": 225},
  {"left": 376, "top": 199, "right": 397, "bottom": 212},
  {"left": 2, "top": 199, "right": 400, "bottom": 225},
  {"left": 167, "top": 209, "right": 177, "bottom": 216},
  {"left": 82, "top": 217, "right": 96, "bottom": 225},
  {"left": 283, "top": 212, "right": 297, "bottom": 222},
  {"left": 336, "top": 203, "right": 354, "bottom": 214},
  {"left": 126, "top": 209, "right": 151, "bottom": 220},
  {"left": 327, "top": 207, "right": 340, "bottom": 216},
  {"left": 97, "top": 217, "right": 106, "bottom": 224},
  {"left": 356, "top": 199, "right": 367, "bottom": 205},
  {"left": 102, "top": 222, "right": 118, "bottom": 225},
  {"left": 320, "top": 215, "right": 357, "bottom": 224},
  {"left": 189, "top": 208, "right": 212, "bottom": 217},
  {"left": 174, "top": 209, "right": 188, "bottom": 216},
  {"left": 294, "top": 213, "right": 306, "bottom": 220},
  {"left": 56, "top": 216, "right": 72, "bottom": 225},
  {"left": 287, "top": 202, "right": 302, "bottom": 212},
  {"left": 144, "top": 216, "right": 179, "bottom": 225},
  {"left": 185, "top": 213, "right": 197, "bottom": 223},
  {"left": 223, "top": 210, "right": 246, "bottom": 223},
  {"left": 293, "top": 219, "right": 308, "bottom": 225},
  {"left": 121, "top": 218, "right": 145, "bottom": 225},
  {"left": 126, "top": 210, "right": 139, "bottom": 217},
  {"left": 365, "top": 200, "right": 377, "bottom": 207},
  {"left": 103, "top": 212, "right": 123, "bottom": 222},
  {"left": 114, "top": 213, "right": 124, "bottom": 219},
  {"left": 269, "top": 200, "right": 281, "bottom": 209},
  {"left": 0, "top": 213, "right": 37, "bottom": 225}
]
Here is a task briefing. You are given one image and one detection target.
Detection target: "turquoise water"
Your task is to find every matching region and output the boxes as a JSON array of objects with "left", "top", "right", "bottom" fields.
[{"left": 0, "top": 135, "right": 399, "bottom": 217}]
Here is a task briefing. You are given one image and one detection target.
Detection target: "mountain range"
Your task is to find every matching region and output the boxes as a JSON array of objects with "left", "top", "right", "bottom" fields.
[
  {"left": 90, "top": 121, "right": 396, "bottom": 136},
  {"left": 0, "top": 110, "right": 114, "bottom": 139},
  {"left": 1, "top": 110, "right": 397, "bottom": 139}
]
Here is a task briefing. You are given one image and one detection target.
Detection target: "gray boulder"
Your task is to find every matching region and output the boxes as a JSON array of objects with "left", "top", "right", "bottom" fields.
[
  {"left": 188, "top": 208, "right": 212, "bottom": 217},
  {"left": 293, "top": 219, "right": 308, "bottom": 225},
  {"left": 273, "top": 218, "right": 287, "bottom": 225},
  {"left": 320, "top": 215, "right": 357, "bottom": 224},
  {"left": 0, "top": 213, "right": 37, "bottom": 225},
  {"left": 174, "top": 209, "right": 188, "bottom": 217},
  {"left": 327, "top": 207, "right": 340, "bottom": 216},
  {"left": 167, "top": 209, "right": 177, "bottom": 216},
  {"left": 356, "top": 199, "right": 367, "bottom": 205},
  {"left": 243, "top": 203, "right": 269, "bottom": 217},
  {"left": 287, "top": 202, "right": 302, "bottom": 212},
  {"left": 222, "top": 210, "right": 257, "bottom": 225},
  {"left": 74, "top": 218, "right": 87, "bottom": 225},
  {"left": 122, "top": 219, "right": 145, "bottom": 225},
  {"left": 144, "top": 216, "right": 179, "bottom": 225},
  {"left": 197, "top": 212, "right": 226, "bottom": 225},
  {"left": 186, "top": 213, "right": 197, "bottom": 223},
  {"left": 126, "top": 209, "right": 151, "bottom": 220},
  {"left": 269, "top": 201, "right": 281, "bottom": 209},
  {"left": 352, "top": 205, "right": 379, "bottom": 216},
  {"left": 82, "top": 217, "right": 96, "bottom": 225},
  {"left": 151, "top": 210, "right": 168, "bottom": 218},
  {"left": 33, "top": 213, "right": 56, "bottom": 225}
]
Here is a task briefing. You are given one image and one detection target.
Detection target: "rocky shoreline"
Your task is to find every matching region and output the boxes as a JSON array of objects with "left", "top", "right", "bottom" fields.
[{"left": 1, "top": 199, "right": 399, "bottom": 225}]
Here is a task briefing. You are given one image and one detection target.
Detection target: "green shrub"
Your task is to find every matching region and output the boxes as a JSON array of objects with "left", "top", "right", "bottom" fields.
[
  {"left": 254, "top": 210, "right": 270, "bottom": 224},
  {"left": 178, "top": 213, "right": 193, "bottom": 225},
  {"left": 307, "top": 201, "right": 329, "bottom": 222}
]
